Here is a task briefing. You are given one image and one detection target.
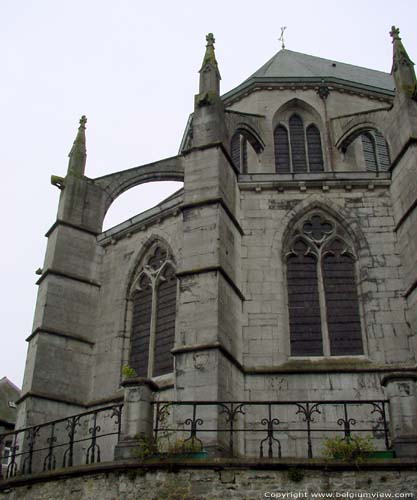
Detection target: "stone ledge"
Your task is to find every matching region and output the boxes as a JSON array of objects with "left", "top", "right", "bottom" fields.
[
  {"left": 35, "top": 268, "right": 101, "bottom": 288},
  {"left": 245, "top": 360, "right": 417, "bottom": 375}
]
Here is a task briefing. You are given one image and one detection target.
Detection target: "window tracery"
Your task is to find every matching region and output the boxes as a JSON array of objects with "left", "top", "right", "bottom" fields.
[
  {"left": 286, "top": 213, "right": 363, "bottom": 357},
  {"left": 129, "top": 245, "right": 177, "bottom": 378}
]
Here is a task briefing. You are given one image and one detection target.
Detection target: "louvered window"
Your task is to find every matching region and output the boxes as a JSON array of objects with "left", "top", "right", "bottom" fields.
[
  {"left": 286, "top": 213, "right": 363, "bottom": 357},
  {"left": 275, "top": 114, "right": 324, "bottom": 173},
  {"left": 231, "top": 133, "right": 248, "bottom": 173},
  {"left": 361, "top": 131, "right": 391, "bottom": 172},
  {"left": 129, "top": 245, "right": 177, "bottom": 377}
]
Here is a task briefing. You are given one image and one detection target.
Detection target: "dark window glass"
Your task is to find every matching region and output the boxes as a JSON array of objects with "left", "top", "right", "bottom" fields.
[
  {"left": 323, "top": 240, "right": 363, "bottom": 355},
  {"left": 154, "top": 266, "right": 176, "bottom": 376},
  {"left": 287, "top": 239, "right": 323, "bottom": 356},
  {"left": 289, "top": 114, "right": 307, "bottom": 173},
  {"left": 130, "top": 275, "right": 152, "bottom": 377},
  {"left": 274, "top": 125, "right": 291, "bottom": 173},
  {"left": 306, "top": 124, "right": 324, "bottom": 172}
]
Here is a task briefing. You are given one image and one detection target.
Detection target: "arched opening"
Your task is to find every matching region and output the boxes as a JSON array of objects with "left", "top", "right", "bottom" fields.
[
  {"left": 285, "top": 211, "right": 363, "bottom": 357},
  {"left": 273, "top": 100, "right": 325, "bottom": 173},
  {"left": 341, "top": 128, "right": 391, "bottom": 173},
  {"left": 102, "top": 181, "right": 183, "bottom": 231},
  {"left": 230, "top": 126, "right": 264, "bottom": 173},
  {"left": 129, "top": 242, "right": 177, "bottom": 378}
]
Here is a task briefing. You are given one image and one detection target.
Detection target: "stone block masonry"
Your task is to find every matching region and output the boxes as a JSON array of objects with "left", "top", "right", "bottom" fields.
[{"left": 1, "top": 461, "right": 417, "bottom": 500}]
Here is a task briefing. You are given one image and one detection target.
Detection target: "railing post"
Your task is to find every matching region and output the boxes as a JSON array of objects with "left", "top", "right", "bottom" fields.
[
  {"left": 382, "top": 373, "right": 417, "bottom": 457},
  {"left": 114, "top": 377, "right": 157, "bottom": 460}
]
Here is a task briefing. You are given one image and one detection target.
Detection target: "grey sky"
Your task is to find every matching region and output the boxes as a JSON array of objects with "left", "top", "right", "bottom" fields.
[{"left": 1, "top": 0, "right": 416, "bottom": 387}]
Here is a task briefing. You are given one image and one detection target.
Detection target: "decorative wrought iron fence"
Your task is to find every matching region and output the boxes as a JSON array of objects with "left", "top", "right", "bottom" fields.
[
  {"left": 0, "top": 399, "right": 392, "bottom": 480},
  {"left": 152, "top": 400, "right": 390, "bottom": 459},
  {"left": 0, "top": 404, "right": 122, "bottom": 480}
]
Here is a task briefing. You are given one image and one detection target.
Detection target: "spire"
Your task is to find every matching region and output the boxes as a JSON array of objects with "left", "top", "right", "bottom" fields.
[
  {"left": 68, "top": 115, "right": 87, "bottom": 176},
  {"left": 199, "top": 33, "right": 221, "bottom": 95},
  {"left": 390, "top": 26, "right": 417, "bottom": 100}
]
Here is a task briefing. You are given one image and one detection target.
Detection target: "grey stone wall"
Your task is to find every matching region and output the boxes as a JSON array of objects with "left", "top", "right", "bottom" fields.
[
  {"left": 1, "top": 464, "right": 417, "bottom": 500},
  {"left": 240, "top": 185, "right": 412, "bottom": 368}
]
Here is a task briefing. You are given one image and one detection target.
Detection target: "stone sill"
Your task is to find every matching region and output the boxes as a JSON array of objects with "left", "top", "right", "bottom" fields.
[{"left": 1, "top": 457, "right": 416, "bottom": 491}]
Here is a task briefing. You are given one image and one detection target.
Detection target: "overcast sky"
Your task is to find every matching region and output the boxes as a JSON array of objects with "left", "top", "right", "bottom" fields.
[{"left": 1, "top": 1, "right": 417, "bottom": 388}]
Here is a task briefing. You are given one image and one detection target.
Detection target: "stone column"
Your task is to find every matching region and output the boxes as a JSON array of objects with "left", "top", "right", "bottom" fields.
[
  {"left": 381, "top": 372, "right": 417, "bottom": 457},
  {"left": 114, "top": 378, "right": 157, "bottom": 460}
]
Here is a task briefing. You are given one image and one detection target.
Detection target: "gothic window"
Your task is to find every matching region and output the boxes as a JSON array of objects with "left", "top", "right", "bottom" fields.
[
  {"left": 129, "top": 245, "right": 177, "bottom": 377},
  {"left": 306, "top": 124, "right": 324, "bottom": 172},
  {"left": 286, "top": 213, "right": 363, "bottom": 357},
  {"left": 289, "top": 114, "right": 307, "bottom": 172},
  {"left": 275, "top": 114, "right": 324, "bottom": 173},
  {"left": 274, "top": 125, "right": 290, "bottom": 173},
  {"left": 231, "top": 132, "right": 248, "bottom": 172},
  {"left": 361, "top": 131, "right": 390, "bottom": 172}
]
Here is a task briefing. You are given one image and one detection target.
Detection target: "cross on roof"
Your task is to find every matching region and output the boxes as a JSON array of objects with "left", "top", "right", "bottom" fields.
[
  {"left": 206, "top": 33, "right": 215, "bottom": 47},
  {"left": 390, "top": 26, "right": 401, "bottom": 42},
  {"left": 279, "top": 26, "right": 287, "bottom": 50}
]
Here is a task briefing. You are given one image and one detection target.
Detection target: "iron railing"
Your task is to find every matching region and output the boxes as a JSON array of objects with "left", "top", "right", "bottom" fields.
[
  {"left": 0, "top": 403, "right": 122, "bottom": 479},
  {"left": 153, "top": 400, "right": 391, "bottom": 459},
  {"left": 0, "top": 399, "right": 392, "bottom": 480}
]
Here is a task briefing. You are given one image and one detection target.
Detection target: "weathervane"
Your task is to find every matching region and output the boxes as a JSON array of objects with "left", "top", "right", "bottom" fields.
[{"left": 279, "top": 26, "right": 287, "bottom": 49}]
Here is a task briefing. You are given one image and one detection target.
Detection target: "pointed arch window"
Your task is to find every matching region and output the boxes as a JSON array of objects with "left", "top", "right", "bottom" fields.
[
  {"left": 275, "top": 114, "right": 324, "bottom": 173},
  {"left": 129, "top": 245, "right": 177, "bottom": 377},
  {"left": 286, "top": 213, "right": 363, "bottom": 357}
]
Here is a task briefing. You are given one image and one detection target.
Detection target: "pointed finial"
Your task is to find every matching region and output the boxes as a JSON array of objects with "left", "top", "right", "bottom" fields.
[
  {"left": 206, "top": 33, "right": 215, "bottom": 47},
  {"left": 198, "top": 33, "right": 221, "bottom": 96},
  {"left": 390, "top": 26, "right": 417, "bottom": 100},
  {"left": 390, "top": 26, "right": 401, "bottom": 42},
  {"left": 279, "top": 26, "right": 287, "bottom": 50},
  {"left": 68, "top": 115, "right": 87, "bottom": 176},
  {"left": 201, "top": 32, "right": 219, "bottom": 69}
]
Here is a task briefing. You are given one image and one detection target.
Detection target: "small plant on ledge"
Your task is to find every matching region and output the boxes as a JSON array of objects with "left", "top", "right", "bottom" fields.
[
  {"left": 133, "top": 435, "right": 158, "bottom": 460},
  {"left": 166, "top": 438, "right": 204, "bottom": 455},
  {"left": 122, "top": 365, "right": 137, "bottom": 379},
  {"left": 323, "top": 435, "right": 375, "bottom": 463}
]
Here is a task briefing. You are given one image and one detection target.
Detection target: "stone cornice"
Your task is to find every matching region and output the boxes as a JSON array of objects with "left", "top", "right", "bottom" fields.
[
  {"left": 223, "top": 78, "right": 394, "bottom": 107},
  {"left": 36, "top": 268, "right": 101, "bottom": 288},
  {"left": 45, "top": 219, "right": 100, "bottom": 238},
  {"left": 26, "top": 327, "right": 95, "bottom": 346}
]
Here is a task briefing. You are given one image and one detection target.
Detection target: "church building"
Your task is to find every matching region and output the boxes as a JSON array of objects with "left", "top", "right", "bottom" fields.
[{"left": 6, "top": 26, "right": 417, "bottom": 474}]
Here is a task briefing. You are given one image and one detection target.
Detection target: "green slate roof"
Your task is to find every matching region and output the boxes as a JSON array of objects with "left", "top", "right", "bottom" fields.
[{"left": 222, "top": 49, "right": 395, "bottom": 101}]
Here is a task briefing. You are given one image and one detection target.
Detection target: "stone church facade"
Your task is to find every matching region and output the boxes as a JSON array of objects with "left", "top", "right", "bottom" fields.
[{"left": 11, "top": 27, "right": 417, "bottom": 463}]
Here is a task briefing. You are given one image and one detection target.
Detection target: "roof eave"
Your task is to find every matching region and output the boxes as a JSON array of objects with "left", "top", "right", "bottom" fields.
[{"left": 222, "top": 76, "right": 395, "bottom": 104}]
